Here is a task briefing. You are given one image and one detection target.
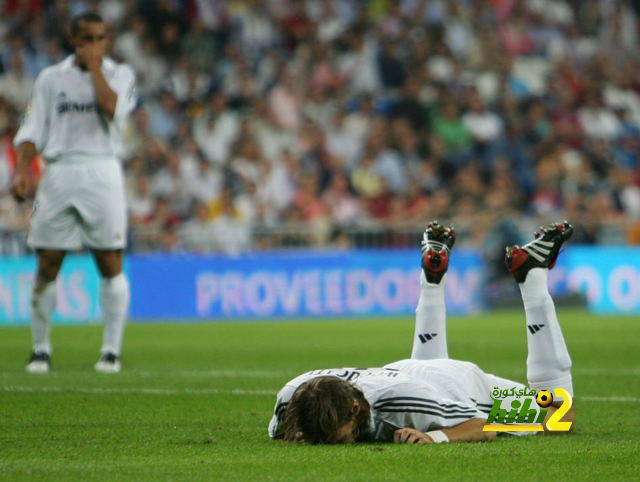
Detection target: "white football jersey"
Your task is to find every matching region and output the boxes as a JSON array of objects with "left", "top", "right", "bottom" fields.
[
  {"left": 269, "top": 359, "right": 499, "bottom": 442},
  {"left": 14, "top": 55, "right": 136, "bottom": 163}
]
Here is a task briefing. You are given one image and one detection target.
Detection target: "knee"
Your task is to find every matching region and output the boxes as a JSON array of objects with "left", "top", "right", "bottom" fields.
[
  {"left": 36, "top": 252, "right": 65, "bottom": 283},
  {"left": 94, "top": 250, "right": 123, "bottom": 278},
  {"left": 101, "top": 264, "right": 122, "bottom": 279},
  {"left": 37, "top": 267, "right": 59, "bottom": 284}
]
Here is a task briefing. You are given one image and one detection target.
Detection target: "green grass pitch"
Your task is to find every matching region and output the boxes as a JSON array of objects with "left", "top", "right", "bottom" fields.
[{"left": 1, "top": 309, "right": 639, "bottom": 481}]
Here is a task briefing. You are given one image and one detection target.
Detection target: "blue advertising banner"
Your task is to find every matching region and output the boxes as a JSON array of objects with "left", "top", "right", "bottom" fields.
[
  {"left": 549, "top": 247, "right": 640, "bottom": 314},
  {"left": 0, "top": 255, "right": 104, "bottom": 325},
  {"left": 1, "top": 247, "right": 638, "bottom": 325},
  {"left": 129, "top": 249, "right": 483, "bottom": 320}
]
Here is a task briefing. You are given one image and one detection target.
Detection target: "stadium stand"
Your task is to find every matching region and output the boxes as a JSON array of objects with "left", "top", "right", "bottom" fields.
[{"left": 1, "top": 0, "right": 640, "bottom": 256}]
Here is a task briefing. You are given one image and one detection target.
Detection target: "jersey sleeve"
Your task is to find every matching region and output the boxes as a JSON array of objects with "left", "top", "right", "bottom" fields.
[
  {"left": 268, "top": 383, "right": 298, "bottom": 439},
  {"left": 110, "top": 64, "right": 137, "bottom": 123},
  {"left": 14, "top": 71, "right": 50, "bottom": 151},
  {"left": 372, "top": 383, "right": 485, "bottom": 437}
]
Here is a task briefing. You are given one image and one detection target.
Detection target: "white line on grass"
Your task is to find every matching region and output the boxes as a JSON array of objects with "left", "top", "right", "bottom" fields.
[
  {"left": 581, "top": 396, "right": 640, "bottom": 403},
  {"left": 1, "top": 385, "right": 275, "bottom": 396},
  {"left": 574, "top": 368, "right": 640, "bottom": 376},
  {"left": 3, "top": 368, "right": 639, "bottom": 379},
  {"left": 135, "top": 369, "right": 297, "bottom": 378},
  {"left": 0, "top": 369, "right": 297, "bottom": 379},
  {"left": 486, "top": 368, "right": 640, "bottom": 378},
  {"left": 1, "top": 385, "right": 638, "bottom": 402}
]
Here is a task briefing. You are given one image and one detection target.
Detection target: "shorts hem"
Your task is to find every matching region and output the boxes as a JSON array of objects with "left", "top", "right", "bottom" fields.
[
  {"left": 86, "top": 245, "right": 127, "bottom": 251},
  {"left": 27, "top": 242, "right": 126, "bottom": 251},
  {"left": 27, "top": 242, "right": 83, "bottom": 251}
]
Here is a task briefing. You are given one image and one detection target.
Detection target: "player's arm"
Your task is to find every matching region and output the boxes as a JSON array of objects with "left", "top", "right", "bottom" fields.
[
  {"left": 75, "top": 43, "right": 121, "bottom": 120},
  {"left": 11, "top": 143, "right": 37, "bottom": 201},
  {"left": 268, "top": 384, "right": 298, "bottom": 439},
  {"left": 394, "top": 418, "right": 496, "bottom": 444},
  {"left": 440, "top": 418, "right": 496, "bottom": 442},
  {"left": 89, "top": 64, "right": 118, "bottom": 120},
  {"left": 78, "top": 44, "right": 118, "bottom": 120},
  {"left": 12, "top": 72, "right": 48, "bottom": 202}
]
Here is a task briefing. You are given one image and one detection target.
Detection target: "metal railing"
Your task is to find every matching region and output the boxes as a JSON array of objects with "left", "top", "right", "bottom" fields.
[{"left": 1, "top": 221, "right": 636, "bottom": 256}]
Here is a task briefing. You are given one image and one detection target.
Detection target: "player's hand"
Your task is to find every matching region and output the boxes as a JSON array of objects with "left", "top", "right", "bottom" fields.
[
  {"left": 393, "top": 428, "right": 434, "bottom": 445},
  {"left": 76, "top": 43, "right": 103, "bottom": 71},
  {"left": 11, "top": 173, "right": 29, "bottom": 202}
]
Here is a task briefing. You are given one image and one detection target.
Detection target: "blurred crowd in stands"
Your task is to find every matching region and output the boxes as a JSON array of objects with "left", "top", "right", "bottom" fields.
[{"left": 2, "top": 0, "right": 640, "bottom": 256}]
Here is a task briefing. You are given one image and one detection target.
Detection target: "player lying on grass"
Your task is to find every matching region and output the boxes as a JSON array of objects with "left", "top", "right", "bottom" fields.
[{"left": 269, "top": 221, "right": 576, "bottom": 444}]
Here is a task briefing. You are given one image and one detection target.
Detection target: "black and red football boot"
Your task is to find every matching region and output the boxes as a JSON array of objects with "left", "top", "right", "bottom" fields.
[
  {"left": 505, "top": 221, "right": 573, "bottom": 284},
  {"left": 421, "top": 221, "right": 456, "bottom": 285}
]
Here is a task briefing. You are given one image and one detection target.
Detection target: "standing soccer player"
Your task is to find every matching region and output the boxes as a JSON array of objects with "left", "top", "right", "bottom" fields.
[{"left": 11, "top": 12, "right": 137, "bottom": 374}]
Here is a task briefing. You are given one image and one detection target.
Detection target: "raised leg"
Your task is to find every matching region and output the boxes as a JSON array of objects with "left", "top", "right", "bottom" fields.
[
  {"left": 505, "top": 222, "right": 574, "bottom": 398},
  {"left": 411, "top": 222, "right": 455, "bottom": 360}
]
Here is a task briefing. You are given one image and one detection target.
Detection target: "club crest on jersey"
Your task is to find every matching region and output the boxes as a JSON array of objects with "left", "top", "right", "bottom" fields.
[{"left": 22, "top": 99, "right": 34, "bottom": 125}]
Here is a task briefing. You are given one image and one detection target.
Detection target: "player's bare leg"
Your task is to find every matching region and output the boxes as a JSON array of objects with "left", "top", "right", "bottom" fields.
[
  {"left": 26, "top": 249, "right": 66, "bottom": 373},
  {"left": 92, "top": 249, "right": 129, "bottom": 373},
  {"left": 411, "top": 222, "right": 455, "bottom": 360},
  {"left": 505, "top": 222, "right": 575, "bottom": 430}
]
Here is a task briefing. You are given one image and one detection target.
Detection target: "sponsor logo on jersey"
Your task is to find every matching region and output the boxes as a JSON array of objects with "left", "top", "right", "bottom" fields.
[{"left": 57, "top": 101, "right": 97, "bottom": 115}]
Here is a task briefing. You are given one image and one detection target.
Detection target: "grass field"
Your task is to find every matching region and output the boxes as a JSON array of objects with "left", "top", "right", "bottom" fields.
[{"left": 1, "top": 309, "right": 639, "bottom": 481}]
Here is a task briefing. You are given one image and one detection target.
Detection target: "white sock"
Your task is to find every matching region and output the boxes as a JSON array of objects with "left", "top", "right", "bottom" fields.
[
  {"left": 31, "top": 279, "right": 56, "bottom": 354},
  {"left": 100, "top": 273, "right": 129, "bottom": 357},
  {"left": 519, "top": 268, "right": 573, "bottom": 397},
  {"left": 411, "top": 272, "right": 448, "bottom": 360}
]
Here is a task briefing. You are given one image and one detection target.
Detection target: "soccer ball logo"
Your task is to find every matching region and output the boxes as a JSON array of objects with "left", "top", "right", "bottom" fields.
[{"left": 536, "top": 390, "right": 553, "bottom": 408}]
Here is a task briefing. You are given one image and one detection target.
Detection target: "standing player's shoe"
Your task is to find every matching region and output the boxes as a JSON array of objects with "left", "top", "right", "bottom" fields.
[
  {"left": 421, "top": 221, "right": 456, "bottom": 285},
  {"left": 26, "top": 350, "right": 52, "bottom": 374},
  {"left": 505, "top": 221, "right": 573, "bottom": 284},
  {"left": 94, "top": 352, "right": 121, "bottom": 373}
]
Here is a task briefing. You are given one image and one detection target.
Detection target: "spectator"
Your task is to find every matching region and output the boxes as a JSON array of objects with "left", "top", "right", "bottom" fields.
[
  {"left": 188, "top": 156, "right": 224, "bottom": 205},
  {"left": 462, "top": 92, "right": 504, "bottom": 146},
  {"left": 577, "top": 91, "right": 621, "bottom": 141},
  {"left": 0, "top": 53, "right": 34, "bottom": 111},
  {"left": 432, "top": 101, "right": 473, "bottom": 155},
  {"left": 128, "top": 175, "right": 155, "bottom": 224},
  {"left": 151, "top": 151, "right": 194, "bottom": 217},
  {"left": 268, "top": 70, "right": 302, "bottom": 131},
  {"left": 179, "top": 202, "right": 216, "bottom": 253},
  {"left": 193, "top": 92, "right": 241, "bottom": 165},
  {"left": 211, "top": 193, "right": 251, "bottom": 255}
]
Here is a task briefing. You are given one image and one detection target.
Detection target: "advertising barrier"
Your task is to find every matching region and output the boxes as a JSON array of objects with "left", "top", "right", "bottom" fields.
[
  {"left": 550, "top": 247, "right": 640, "bottom": 314},
  {"left": 0, "top": 247, "right": 638, "bottom": 325},
  {"left": 129, "top": 249, "right": 483, "bottom": 320},
  {"left": 0, "top": 255, "right": 105, "bottom": 325}
]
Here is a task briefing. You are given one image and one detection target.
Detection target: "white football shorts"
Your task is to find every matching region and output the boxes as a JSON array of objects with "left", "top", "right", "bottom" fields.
[{"left": 27, "top": 160, "right": 127, "bottom": 250}]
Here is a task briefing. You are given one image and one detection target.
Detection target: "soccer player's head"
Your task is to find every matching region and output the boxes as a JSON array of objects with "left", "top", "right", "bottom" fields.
[
  {"left": 69, "top": 12, "right": 107, "bottom": 57},
  {"left": 278, "top": 376, "right": 371, "bottom": 444}
]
